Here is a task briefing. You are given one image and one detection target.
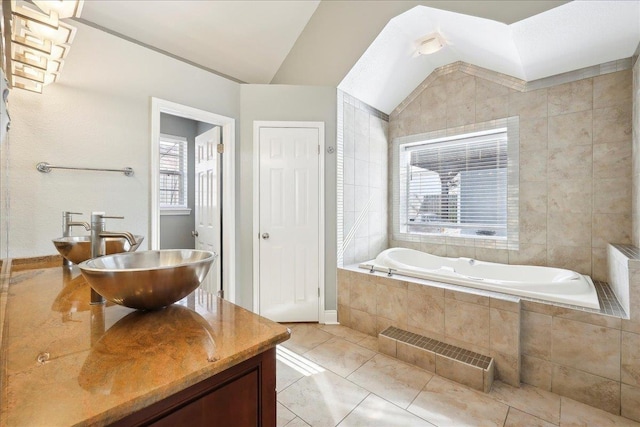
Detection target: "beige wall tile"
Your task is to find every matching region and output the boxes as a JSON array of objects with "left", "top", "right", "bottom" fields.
[
  {"left": 547, "top": 178, "right": 592, "bottom": 213},
  {"left": 522, "top": 310, "right": 552, "bottom": 359},
  {"left": 350, "top": 277, "right": 376, "bottom": 314},
  {"left": 593, "top": 70, "right": 632, "bottom": 109},
  {"left": 593, "top": 178, "right": 632, "bottom": 214},
  {"left": 509, "top": 89, "right": 548, "bottom": 118},
  {"left": 407, "top": 281, "right": 444, "bottom": 297},
  {"left": 622, "top": 331, "right": 640, "bottom": 386},
  {"left": 376, "top": 282, "right": 407, "bottom": 325},
  {"left": 548, "top": 79, "right": 593, "bottom": 116},
  {"left": 475, "top": 248, "right": 509, "bottom": 264},
  {"left": 407, "top": 288, "right": 445, "bottom": 336},
  {"left": 419, "top": 83, "right": 448, "bottom": 110},
  {"left": 476, "top": 95, "right": 508, "bottom": 122},
  {"left": 555, "top": 303, "right": 622, "bottom": 329},
  {"left": 551, "top": 365, "right": 620, "bottom": 414},
  {"left": 548, "top": 110, "right": 593, "bottom": 147},
  {"left": 397, "top": 341, "right": 436, "bottom": 372},
  {"left": 520, "top": 212, "right": 547, "bottom": 245},
  {"left": 592, "top": 213, "right": 631, "bottom": 248},
  {"left": 520, "top": 149, "right": 548, "bottom": 182},
  {"left": 547, "top": 212, "right": 591, "bottom": 247},
  {"left": 376, "top": 316, "right": 396, "bottom": 335},
  {"left": 621, "top": 383, "right": 640, "bottom": 422},
  {"left": 547, "top": 245, "right": 591, "bottom": 275},
  {"left": 445, "top": 244, "right": 476, "bottom": 258},
  {"left": 490, "top": 308, "right": 520, "bottom": 356},
  {"left": 444, "top": 299, "right": 491, "bottom": 349},
  {"left": 593, "top": 140, "right": 632, "bottom": 179},
  {"left": 337, "top": 270, "right": 350, "bottom": 307},
  {"left": 476, "top": 77, "right": 510, "bottom": 100},
  {"left": 446, "top": 102, "right": 475, "bottom": 127},
  {"left": 522, "top": 355, "right": 552, "bottom": 391},
  {"left": 445, "top": 75, "right": 476, "bottom": 106},
  {"left": 508, "top": 244, "right": 547, "bottom": 266},
  {"left": 350, "top": 308, "right": 377, "bottom": 336},
  {"left": 520, "top": 181, "right": 547, "bottom": 214},
  {"left": 593, "top": 103, "right": 633, "bottom": 144},
  {"left": 445, "top": 289, "right": 490, "bottom": 306},
  {"left": 519, "top": 117, "right": 548, "bottom": 152},
  {"left": 435, "top": 354, "right": 485, "bottom": 391},
  {"left": 548, "top": 145, "right": 592, "bottom": 180},
  {"left": 551, "top": 317, "right": 621, "bottom": 381},
  {"left": 593, "top": 247, "right": 609, "bottom": 281}
]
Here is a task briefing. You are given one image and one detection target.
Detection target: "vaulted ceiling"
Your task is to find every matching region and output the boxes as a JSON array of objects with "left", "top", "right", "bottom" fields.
[{"left": 78, "top": 1, "right": 640, "bottom": 113}]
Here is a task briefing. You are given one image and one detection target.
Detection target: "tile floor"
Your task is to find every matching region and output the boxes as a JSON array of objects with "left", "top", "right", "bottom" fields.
[{"left": 276, "top": 323, "right": 640, "bottom": 427}]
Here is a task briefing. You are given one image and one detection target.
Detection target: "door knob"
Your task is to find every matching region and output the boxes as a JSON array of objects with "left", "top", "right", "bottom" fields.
[
  {"left": 261, "top": 233, "right": 270, "bottom": 239},
  {"left": 192, "top": 230, "right": 199, "bottom": 237}
]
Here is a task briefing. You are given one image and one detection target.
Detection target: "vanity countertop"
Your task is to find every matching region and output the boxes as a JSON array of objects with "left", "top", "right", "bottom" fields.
[{"left": 0, "top": 257, "right": 290, "bottom": 426}]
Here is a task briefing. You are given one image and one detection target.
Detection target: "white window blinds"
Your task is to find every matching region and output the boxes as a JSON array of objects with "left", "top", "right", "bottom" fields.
[
  {"left": 401, "top": 129, "right": 508, "bottom": 238},
  {"left": 159, "top": 134, "right": 188, "bottom": 208}
]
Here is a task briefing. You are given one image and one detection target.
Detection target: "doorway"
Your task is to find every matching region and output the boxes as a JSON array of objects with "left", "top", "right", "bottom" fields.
[
  {"left": 252, "top": 121, "right": 325, "bottom": 322},
  {"left": 151, "top": 98, "right": 236, "bottom": 302}
]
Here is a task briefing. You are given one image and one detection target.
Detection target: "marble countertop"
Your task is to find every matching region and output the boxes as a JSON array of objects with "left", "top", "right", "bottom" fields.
[{"left": 0, "top": 257, "right": 290, "bottom": 426}]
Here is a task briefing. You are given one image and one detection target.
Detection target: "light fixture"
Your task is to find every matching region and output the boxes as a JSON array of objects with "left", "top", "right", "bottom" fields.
[
  {"left": 1, "top": 0, "right": 83, "bottom": 93},
  {"left": 416, "top": 32, "right": 445, "bottom": 55}
]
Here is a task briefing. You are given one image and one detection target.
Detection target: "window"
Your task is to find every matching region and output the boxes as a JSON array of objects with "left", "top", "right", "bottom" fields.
[
  {"left": 159, "top": 134, "right": 188, "bottom": 212},
  {"left": 398, "top": 129, "right": 508, "bottom": 239}
]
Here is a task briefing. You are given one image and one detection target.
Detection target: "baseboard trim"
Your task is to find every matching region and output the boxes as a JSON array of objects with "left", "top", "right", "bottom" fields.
[{"left": 323, "top": 310, "right": 338, "bottom": 324}]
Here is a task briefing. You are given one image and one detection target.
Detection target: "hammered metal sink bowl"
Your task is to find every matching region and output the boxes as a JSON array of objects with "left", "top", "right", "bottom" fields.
[
  {"left": 78, "top": 250, "right": 216, "bottom": 310},
  {"left": 53, "top": 235, "right": 144, "bottom": 265}
]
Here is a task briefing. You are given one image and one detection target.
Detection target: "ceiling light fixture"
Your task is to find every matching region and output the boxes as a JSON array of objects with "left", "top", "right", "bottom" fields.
[
  {"left": 416, "top": 33, "right": 445, "bottom": 55},
  {"left": 1, "top": 0, "right": 83, "bottom": 94}
]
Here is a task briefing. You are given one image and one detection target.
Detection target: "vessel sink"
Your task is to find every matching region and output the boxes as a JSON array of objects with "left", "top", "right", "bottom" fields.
[
  {"left": 78, "top": 250, "right": 216, "bottom": 310},
  {"left": 53, "top": 235, "right": 144, "bottom": 265}
]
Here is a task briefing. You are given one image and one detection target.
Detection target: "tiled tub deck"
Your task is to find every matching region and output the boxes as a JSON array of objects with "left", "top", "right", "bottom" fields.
[{"left": 337, "top": 265, "right": 637, "bottom": 420}]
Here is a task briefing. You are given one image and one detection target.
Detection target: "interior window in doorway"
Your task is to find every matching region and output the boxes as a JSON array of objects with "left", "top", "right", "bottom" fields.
[{"left": 159, "top": 133, "right": 189, "bottom": 212}]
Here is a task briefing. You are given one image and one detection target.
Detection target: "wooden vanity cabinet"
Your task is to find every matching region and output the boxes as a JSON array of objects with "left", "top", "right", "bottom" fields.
[{"left": 111, "top": 348, "right": 277, "bottom": 427}]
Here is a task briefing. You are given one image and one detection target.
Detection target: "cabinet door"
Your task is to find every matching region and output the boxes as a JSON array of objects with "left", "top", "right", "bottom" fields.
[{"left": 151, "top": 370, "right": 259, "bottom": 427}]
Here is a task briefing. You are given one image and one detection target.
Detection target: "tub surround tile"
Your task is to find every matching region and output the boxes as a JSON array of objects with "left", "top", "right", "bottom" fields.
[
  {"left": 547, "top": 145, "right": 593, "bottom": 180},
  {"left": 519, "top": 117, "right": 548, "bottom": 151},
  {"left": 522, "top": 310, "right": 552, "bottom": 359},
  {"left": 347, "top": 354, "right": 433, "bottom": 409},
  {"left": 593, "top": 103, "right": 633, "bottom": 144},
  {"left": 490, "top": 350, "right": 521, "bottom": 388},
  {"left": 547, "top": 213, "right": 591, "bottom": 247},
  {"left": 560, "top": 396, "right": 640, "bottom": 427},
  {"left": 490, "top": 308, "right": 520, "bottom": 356},
  {"left": 349, "top": 309, "right": 377, "bottom": 336},
  {"left": 509, "top": 89, "right": 548, "bottom": 119},
  {"left": 445, "top": 289, "right": 490, "bottom": 307},
  {"left": 408, "top": 376, "right": 509, "bottom": 427},
  {"left": 490, "top": 381, "right": 561, "bottom": 425},
  {"left": 489, "top": 297, "right": 520, "bottom": 313},
  {"left": 551, "top": 318, "right": 621, "bottom": 381},
  {"left": 593, "top": 140, "right": 633, "bottom": 179},
  {"left": 594, "top": 177, "right": 633, "bottom": 214},
  {"left": 519, "top": 212, "right": 547, "bottom": 245},
  {"left": 622, "top": 331, "right": 640, "bottom": 386},
  {"left": 337, "top": 304, "right": 350, "bottom": 328},
  {"left": 475, "top": 95, "right": 509, "bottom": 122},
  {"left": 522, "top": 355, "right": 553, "bottom": 391},
  {"left": 621, "top": 383, "right": 640, "bottom": 422},
  {"left": 551, "top": 365, "right": 620, "bottom": 415},
  {"left": 376, "top": 282, "right": 408, "bottom": 325},
  {"left": 593, "top": 214, "right": 632, "bottom": 248},
  {"left": 407, "top": 289, "right": 445, "bottom": 336},
  {"left": 547, "top": 178, "right": 592, "bottom": 214},
  {"left": 349, "top": 278, "right": 376, "bottom": 315},
  {"left": 546, "top": 245, "right": 591, "bottom": 276},
  {"left": 444, "top": 299, "right": 491, "bottom": 349},
  {"left": 519, "top": 150, "right": 548, "bottom": 183},
  {"left": 435, "top": 353, "right": 485, "bottom": 391},
  {"left": 508, "top": 244, "right": 547, "bottom": 266}
]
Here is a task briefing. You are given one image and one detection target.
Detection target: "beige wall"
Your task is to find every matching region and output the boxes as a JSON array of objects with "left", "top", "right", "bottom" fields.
[{"left": 389, "top": 68, "right": 633, "bottom": 281}]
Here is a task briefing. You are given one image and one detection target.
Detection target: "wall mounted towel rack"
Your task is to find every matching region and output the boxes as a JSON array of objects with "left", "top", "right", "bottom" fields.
[{"left": 36, "top": 162, "right": 134, "bottom": 176}]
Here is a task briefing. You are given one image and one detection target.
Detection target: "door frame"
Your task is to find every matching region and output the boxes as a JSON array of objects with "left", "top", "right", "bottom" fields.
[
  {"left": 150, "top": 97, "right": 236, "bottom": 303},
  {"left": 252, "top": 121, "right": 325, "bottom": 323}
]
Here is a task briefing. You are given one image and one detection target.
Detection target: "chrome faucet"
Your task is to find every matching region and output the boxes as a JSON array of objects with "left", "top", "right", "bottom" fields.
[
  {"left": 62, "top": 211, "right": 90, "bottom": 266},
  {"left": 89, "top": 212, "right": 137, "bottom": 304}
]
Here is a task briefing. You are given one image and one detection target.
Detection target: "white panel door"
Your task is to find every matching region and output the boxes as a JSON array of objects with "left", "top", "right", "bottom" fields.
[
  {"left": 195, "top": 127, "right": 221, "bottom": 294},
  {"left": 259, "top": 127, "right": 320, "bottom": 322}
]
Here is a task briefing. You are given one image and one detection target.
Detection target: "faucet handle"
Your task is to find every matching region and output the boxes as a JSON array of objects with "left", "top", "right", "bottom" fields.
[
  {"left": 101, "top": 215, "right": 124, "bottom": 220},
  {"left": 63, "top": 211, "right": 83, "bottom": 216}
]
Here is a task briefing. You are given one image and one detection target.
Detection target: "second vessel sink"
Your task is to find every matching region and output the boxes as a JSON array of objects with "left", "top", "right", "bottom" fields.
[
  {"left": 53, "top": 235, "right": 144, "bottom": 265},
  {"left": 78, "top": 249, "right": 216, "bottom": 310}
]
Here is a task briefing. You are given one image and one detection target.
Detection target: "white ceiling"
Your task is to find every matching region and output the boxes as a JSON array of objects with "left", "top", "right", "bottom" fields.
[
  {"left": 339, "top": 1, "right": 640, "bottom": 114},
  {"left": 79, "top": 0, "right": 321, "bottom": 83}
]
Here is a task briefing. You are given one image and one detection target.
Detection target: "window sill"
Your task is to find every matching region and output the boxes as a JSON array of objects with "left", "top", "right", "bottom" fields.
[{"left": 160, "top": 207, "right": 192, "bottom": 216}]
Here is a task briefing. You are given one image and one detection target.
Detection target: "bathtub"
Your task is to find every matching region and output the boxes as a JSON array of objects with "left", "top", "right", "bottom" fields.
[{"left": 360, "top": 248, "right": 600, "bottom": 310}]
